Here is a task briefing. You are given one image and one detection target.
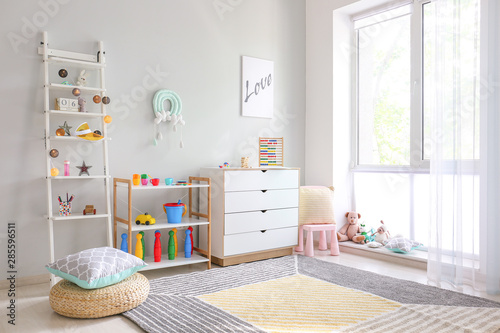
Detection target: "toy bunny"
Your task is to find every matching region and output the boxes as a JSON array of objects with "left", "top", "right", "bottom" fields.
[
  {"left": 76, "top": 70, "right": 89, "bottom": 86},
  {"left": 367, "top": 220, "right": 390, "bottom": 247}
]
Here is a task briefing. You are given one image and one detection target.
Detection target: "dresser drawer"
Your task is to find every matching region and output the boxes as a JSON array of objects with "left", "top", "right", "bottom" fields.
[
  {"left": 224, "top": 189, "right": 298, "bottom": 213},
  {"left": 225, "top": 208, "right": 298, "bottom": 235},
  {"left": 224, "top": 226, "right": 298, "bottom": 256},
  {"left": 224, "top": 169, "right": 299, "bottom": 192}
]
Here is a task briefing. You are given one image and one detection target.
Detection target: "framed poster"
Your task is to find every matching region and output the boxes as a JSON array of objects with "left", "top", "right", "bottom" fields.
[{"left": 241, "top": 56, "right": 274, "bottom": 118}]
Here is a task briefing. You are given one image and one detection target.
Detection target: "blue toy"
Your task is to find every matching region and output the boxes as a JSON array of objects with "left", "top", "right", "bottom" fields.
[
  {"left": 185, "top": 229, "right": 192, "bottom": 258},
  {"left": 120, "top": 233, "right": 128, "bottom": 252}
]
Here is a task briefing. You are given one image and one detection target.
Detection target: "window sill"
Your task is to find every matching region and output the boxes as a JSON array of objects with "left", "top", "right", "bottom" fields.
[{"left": 338, "top": 241, "right": 427, "bottom": 270}]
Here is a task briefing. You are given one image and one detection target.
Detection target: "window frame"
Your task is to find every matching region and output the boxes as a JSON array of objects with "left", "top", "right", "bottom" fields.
[{"left": 351, "top": 1, "right": 430, "bottom": 173}]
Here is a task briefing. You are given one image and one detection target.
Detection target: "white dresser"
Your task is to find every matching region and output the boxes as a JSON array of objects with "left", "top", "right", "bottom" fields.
[{"left": 200, "top": 167, "right": 299, "bottom": 266}]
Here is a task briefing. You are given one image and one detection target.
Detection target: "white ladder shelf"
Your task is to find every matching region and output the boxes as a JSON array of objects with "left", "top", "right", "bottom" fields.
[{"left": 39, "top": 31, "right": 112, "bottom": 286}]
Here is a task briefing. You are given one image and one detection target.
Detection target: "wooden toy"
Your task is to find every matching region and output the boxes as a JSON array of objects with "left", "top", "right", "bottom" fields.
[
  {"left": 168, "top": 230, "right": 175, "bottom": 260},
  {"left": 185, "top": 229, "right": 192, "bottom": 258},
  {"left": 135, "top": 234, "right": 143, "bottom": 259},
  {"left": 120, "top": 233, "right": 128, "bottom": 252},
  {"left": 55, "top": 98, "right": 78, "bottom": 111},
  {"left": 139, "top": 231, "right": 145, "bottom": 260},
  {"left": 188, "top": 226, "right": 194, "bottom": 255},
  {"left": 83, "top": 205, "right": 96, "bottom": 215},
  {"left": 172, "top": 228, "right": 178, "bottom": 257},
  {"left": 154, "top": 231, "right": 161, "bottom": 262}
]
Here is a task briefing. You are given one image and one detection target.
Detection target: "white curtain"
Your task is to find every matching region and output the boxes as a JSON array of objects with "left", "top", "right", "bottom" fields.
[{"left": 428, "top": 0, "right": 500, "bottom": 294}]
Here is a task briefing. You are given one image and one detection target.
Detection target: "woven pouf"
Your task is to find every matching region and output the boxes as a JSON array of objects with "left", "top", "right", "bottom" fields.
[{"left": 49, "top": 273, "right": 149, "bottom": 319}]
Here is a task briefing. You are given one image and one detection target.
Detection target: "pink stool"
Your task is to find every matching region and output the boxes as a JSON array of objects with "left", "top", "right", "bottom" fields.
[{"left": 295, "top": 224, "right": 340, "bottom": 257}]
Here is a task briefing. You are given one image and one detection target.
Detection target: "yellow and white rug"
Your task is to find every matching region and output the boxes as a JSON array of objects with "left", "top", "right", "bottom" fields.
[{"left": 124, "top": 255, "right": 500, "bottom": 333}]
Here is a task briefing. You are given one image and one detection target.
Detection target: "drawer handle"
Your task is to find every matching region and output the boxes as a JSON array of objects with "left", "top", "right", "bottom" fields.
[
  {"left": 261, "top": 210, "right": 267, "bottom": 213},
  {"left": 261, "top": 190, "right": 267, "bottom": 193},
  {"left": 261, "top": 170, "right": 268, "bottom": 173},
  {"left": 260, "top": 230, "right": 267, "bottom": 233}
]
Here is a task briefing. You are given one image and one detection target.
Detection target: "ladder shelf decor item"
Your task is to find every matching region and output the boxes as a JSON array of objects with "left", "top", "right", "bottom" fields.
[{"left": 39, "top": 31, "right": 113, "bottom": 286}]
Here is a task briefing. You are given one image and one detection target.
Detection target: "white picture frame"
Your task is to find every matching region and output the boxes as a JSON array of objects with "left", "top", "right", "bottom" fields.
[{"left": 241, "top": 56, "right": 274, "bottom": 118}]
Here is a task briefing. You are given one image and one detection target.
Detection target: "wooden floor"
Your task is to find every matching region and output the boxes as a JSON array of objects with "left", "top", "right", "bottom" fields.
[{"left": 2, "top": 249, "right": 500, "bottom": 333}]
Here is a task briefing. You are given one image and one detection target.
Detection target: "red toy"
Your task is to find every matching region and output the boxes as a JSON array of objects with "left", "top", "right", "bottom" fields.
[
  {"left": 154, "top": 230, "right": 162, "bottom": 262},
  {"left": 188, "top": 226, "right": 194, "bottom": 255}
]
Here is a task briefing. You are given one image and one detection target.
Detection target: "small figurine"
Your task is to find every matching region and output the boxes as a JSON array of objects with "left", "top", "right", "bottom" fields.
[
  {"left": 78, "top": 97, "right": 87, "bottom": 113},
  {"left": 168, "top": 230, "right": 175, "bottom": 260},
  {"left": 139, "top": 231, "right": 145, "bottom": 260},
  {"left": 172, "top": 228, "right": 178, "bottom": 257},
  {"left": 185, "top": 229, "right": 192, "bottom": 258},
  {"left": 154, "top": 231, "right": 162, "bottom": 262},
  {"left": 120, "top": 233, "right": 128, "bottom": 252},
  {"left": 135, "top": 234, "right": 143, "bottom": 259},
  {"left": 188, "top": 226, "right": 194, "bottom": 255}
]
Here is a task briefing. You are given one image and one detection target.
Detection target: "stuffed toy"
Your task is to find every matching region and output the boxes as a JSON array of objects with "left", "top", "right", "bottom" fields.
[
  {"left": 337, "top": 212, "right": 365, "bottom": 243},
  {"left": 367, "top": 220, "right": 390, "bottom": 247},
  {"left": 358, "top": 224, "right": 375, "bottom": 244}
]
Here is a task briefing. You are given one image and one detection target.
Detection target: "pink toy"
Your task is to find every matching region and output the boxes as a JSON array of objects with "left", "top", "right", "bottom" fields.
[
  {"left": 295, "top": 224, "right": 339, "bottom": 257},
  {"left": 337, "top": 211, "right": 365, "bottom": 243}
]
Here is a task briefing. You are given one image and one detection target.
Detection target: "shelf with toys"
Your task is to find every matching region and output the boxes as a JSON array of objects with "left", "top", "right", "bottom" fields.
[
  {"left": 113, "top": 177, "right": 212, "bottom": 270},
  {"left": 40, "top": 31, "right": 113, "bottom": 286}
]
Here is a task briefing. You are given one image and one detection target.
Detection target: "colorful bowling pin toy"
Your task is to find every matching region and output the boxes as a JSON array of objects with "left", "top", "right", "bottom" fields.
[
  {"left": 139, "top": 231, "right": 145, "bottom": 260},
  {"left": 135, "top": 233, "right": 143, "bottom": 259},
  {"left": 120, "top": 233, "right": 128, "bottom": 252},
  {"left": 154, "top": 230, "right": 162, "bottom": 262},
  {"left": 185, "top": 229, "right": 192, "bottom": 258},
  {"left": 168, "top": 230, "right": 175, "bottom": 260},
  {"left": 172, "top": 228, "right": 178, "bottom": 257},
  {"left": 188, "top": 226, "right": 194, "bottom": 255}
]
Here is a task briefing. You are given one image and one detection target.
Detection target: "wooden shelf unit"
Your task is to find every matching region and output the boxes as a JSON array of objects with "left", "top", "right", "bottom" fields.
[{"left": 113, "top": 177, "right": 212, "bottom": 270}]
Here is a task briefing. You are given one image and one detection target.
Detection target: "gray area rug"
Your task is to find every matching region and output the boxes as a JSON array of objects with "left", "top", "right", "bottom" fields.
[{"left": 123, "top": 255, "right": 500, "bottom": 332}]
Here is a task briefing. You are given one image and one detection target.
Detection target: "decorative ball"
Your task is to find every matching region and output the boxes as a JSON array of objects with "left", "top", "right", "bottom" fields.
[
  {"left": 104, "top": 115, "right": 112, "bottom": 124},
  {"left": 102, "top": 96, "right": 110, "bottom": 105},
  {"left": 56, "top": 128, "right": 66, "bottom": 136},
  {"left": 58, "top": 69, "right": 68, "bottom": 78},
  {"left": 93, "top": 130, "right": 102, "bottom": 136},
  {"left": 93, "top": 95, "right": 101, "bottom": 103},
  {"left": 51, "top": 168, "right": 59, "bottom": 177},
  {"left": 49, "top": 149, "right": 59, "bottom": 158},
  {"left": 72, "top": 88, "right": 81, "bottom": 96}
]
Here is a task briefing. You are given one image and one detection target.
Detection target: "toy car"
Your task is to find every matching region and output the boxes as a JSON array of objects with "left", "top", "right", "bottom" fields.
[
  {"left": 83, "top": 205, "right": 96, "bottom": 215},
  {"left": 135, "top": 213, "right": 156, "bottom": 225}
]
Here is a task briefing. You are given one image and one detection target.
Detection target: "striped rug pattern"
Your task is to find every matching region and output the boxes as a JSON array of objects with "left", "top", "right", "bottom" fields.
[
  {"left": 341, "top": 304, "right": 500, "bottom": 333},
  {"left": 199, "top": 274, "right": 401, "bottom": 332},
  {"left": 123, "top": 255, "right": 500, "bottom": 332}
]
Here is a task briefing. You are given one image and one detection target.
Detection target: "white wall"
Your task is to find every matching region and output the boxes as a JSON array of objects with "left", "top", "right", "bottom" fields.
[
  {"left": 305, "top": 0, "right": 358, "bottom": 225},
  {"left": 0, "top": 0, "right": 305, "bottom": 278}
]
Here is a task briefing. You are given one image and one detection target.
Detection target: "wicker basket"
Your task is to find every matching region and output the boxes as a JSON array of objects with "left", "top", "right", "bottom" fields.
[{"left": 49, "top": 273, "right": 149, "bottom": 318}]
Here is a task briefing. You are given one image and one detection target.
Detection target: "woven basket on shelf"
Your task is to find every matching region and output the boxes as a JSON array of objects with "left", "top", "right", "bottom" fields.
[{"left": 49, "top": 273, "right": 149, "bottom": 319}]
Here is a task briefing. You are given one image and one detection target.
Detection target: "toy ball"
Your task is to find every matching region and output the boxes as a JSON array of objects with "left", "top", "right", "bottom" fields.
[
  {"left": 58, "top": 69, "right": 68, "bottom": 78},
  {"left": 72, "top": 88, "right": 81, "bottom": 96},
  {"left": 55, "top": 128, "right": 66, "bottom": 136},
  {"left": 49, "top": 149, "right": 59, "bottom": 158},
  {"left": 102, "top": 96, "right": 111, "bottom": 105},
  {"left": 93, "top": 130, "right": 102, "bottom": 136},
  {"left": 104, "top": 115, "right": 112, "bottom": 124},
  {"left": 93, "top": 95, "right": 101, "bottom": 103},
  {"left": 50, "top": 167, "right": 59, "bottom": 177}
]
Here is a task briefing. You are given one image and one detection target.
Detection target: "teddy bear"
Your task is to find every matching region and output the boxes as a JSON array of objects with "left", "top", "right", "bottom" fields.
[
  {"left": 367, "top": 220, "right": 391, "bottom": 247},
  {"left": 337, "top": 212, "right": 365, "bottom": 243}
]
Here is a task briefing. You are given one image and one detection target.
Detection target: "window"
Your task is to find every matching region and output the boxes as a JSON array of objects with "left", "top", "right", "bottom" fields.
[{"left": 352, "top": 1, "right": 480, "bottom": 246}]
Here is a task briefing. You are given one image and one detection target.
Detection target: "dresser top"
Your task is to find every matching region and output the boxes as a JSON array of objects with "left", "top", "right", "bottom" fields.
[{"left": 201, "top": 167, "right": 300, "bottom": 171}]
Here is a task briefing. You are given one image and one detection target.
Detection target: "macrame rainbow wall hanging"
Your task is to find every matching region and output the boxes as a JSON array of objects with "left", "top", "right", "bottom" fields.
[{"left": 152, "top": 89, "right": 185, "bottom": 147}]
